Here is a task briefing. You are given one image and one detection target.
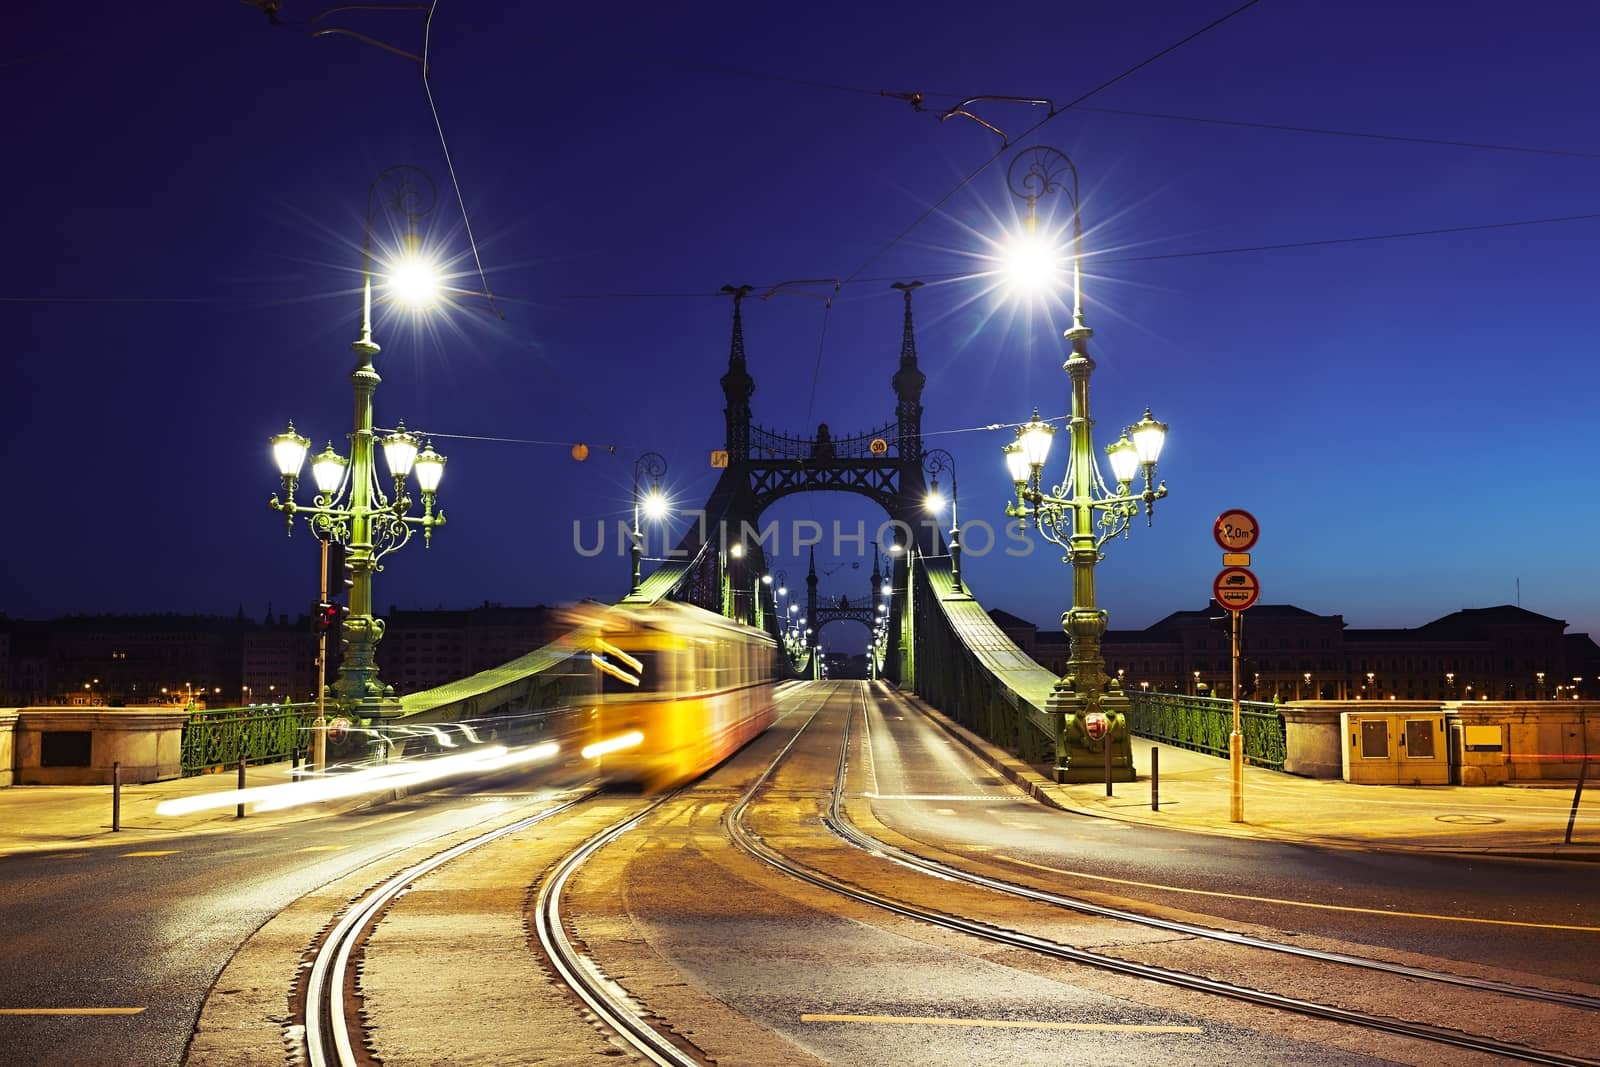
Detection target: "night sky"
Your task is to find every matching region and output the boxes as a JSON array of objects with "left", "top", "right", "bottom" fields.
[{"left": 7, "top": 2, "right": 1598, "bottom": 652}]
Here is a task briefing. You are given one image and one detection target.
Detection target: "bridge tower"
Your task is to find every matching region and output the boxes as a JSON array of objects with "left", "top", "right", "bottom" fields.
[{"left": 658, "top": 280, "right": 941, "bottom": 673}]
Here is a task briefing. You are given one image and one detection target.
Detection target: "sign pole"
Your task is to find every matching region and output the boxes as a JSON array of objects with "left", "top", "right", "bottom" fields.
[
  {"left": 1212, "top": 508, "right": 1259, "bottom": 826},
  {"left": 1230, "top": 608, "right": 1244, "bottom": 823},
  {"left": 314, "top": 538, "right": 329, "bottom": 775}
]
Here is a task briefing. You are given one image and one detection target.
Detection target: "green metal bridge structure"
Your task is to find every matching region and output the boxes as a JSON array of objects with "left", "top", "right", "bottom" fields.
[{"left": 191, "top": 283, "right": 1284, "bottom": 780}]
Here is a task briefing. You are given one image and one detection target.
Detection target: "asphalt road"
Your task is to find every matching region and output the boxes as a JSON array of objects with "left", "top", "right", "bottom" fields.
[
  {"left": 859, "top": 687, "right": 1600, "bottom": 983},
  {"left": 4, "top": 679, "right": 1597, "bottom": 1066},
  {"left": 0, "top": 776, "right": 577, "bottom": 1067}
]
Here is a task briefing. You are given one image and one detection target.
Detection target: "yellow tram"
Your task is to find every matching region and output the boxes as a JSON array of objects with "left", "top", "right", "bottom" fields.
[{"left": 580, "top": 600, "right": 777, "bottom": 790}]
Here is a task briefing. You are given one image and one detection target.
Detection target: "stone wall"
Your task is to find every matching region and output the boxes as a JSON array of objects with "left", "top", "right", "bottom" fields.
[
  {"left": 12, "top": 707, "right": 190, "bottom": 785},
  {"left": 0, "top": 711, "right": 16, "bottom": 788},
  {"left": 1279, "top": 700, "right": 1598, "bottom": 785}
]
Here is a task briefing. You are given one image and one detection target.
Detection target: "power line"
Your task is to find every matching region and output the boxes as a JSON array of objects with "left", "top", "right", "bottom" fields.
[
  {"left": 1071, "top": 105, "right": 1600, "bottom": 161},
  {"left": 799, "top": 0, "right": 1264, "bottom": 428}
]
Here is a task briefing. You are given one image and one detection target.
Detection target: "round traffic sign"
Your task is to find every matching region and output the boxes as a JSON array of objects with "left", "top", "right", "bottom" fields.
[
  {"left": 1083, "top": 712, "right": 1108, "bottom": 741},
  {"left": 1213, "top": 567, "right": 1260, "bottom": 613},
  {"left": 869, "top": 437, "right": 889, "bottom": 456},
  {"left": 1213, "top": 509, "right": 1260, "bottom": 552},
  {"left": 327, "top": 717, "right": 351, "bottom": 744}
]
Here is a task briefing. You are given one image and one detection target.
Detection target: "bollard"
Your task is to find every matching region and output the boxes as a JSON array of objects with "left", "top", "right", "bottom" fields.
[
  {"left": 1105, "top": 732, "right": 1113, "bottom": 798},
  {"left": 1151, "top": 748, "right": 1160, "bottom": 812},
  {"left": 112, "top": 761, "right": 121, "bottom": 832},
  {"left": 291, "top": 748, "right": 300, "bottom": 784},
  {"left": 236, "top": 758, "right": 246, "bottom": 819}
]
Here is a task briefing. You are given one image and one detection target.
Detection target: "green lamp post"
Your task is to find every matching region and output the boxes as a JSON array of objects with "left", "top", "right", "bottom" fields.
[
  {"left": 999, "top": 147, "right": 1170, "bottom": 784},
  {"left": 269, "top": 165, "right": 450, "bottom": 737}
]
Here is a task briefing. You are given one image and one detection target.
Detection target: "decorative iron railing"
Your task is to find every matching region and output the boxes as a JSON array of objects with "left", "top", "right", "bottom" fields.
[
  {"left": 181, "top": 703, "right": 321, "bottom": 776},
  {"left": 749, "top": 421, "right": 899, "bottom": 461},
  {"left": 1126, "top": 691, "right": 1286, "bottom": 770},
  {"left": 905, "top": 553, "right": 1058, "bottom": 765}
]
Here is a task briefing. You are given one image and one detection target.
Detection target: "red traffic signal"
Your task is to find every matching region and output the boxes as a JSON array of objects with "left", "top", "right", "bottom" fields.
[{"left": 316, "top": 601, "right": 341, "bottom": 633}]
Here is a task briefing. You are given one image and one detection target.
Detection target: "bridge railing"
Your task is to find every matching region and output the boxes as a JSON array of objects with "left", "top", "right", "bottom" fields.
[
  {"left": 394, "top": 633, "right": 594, "bottom": 731},
  {"left": 180, "top": 702, "right": 320, "bottom": 776},
  {"left": 903, "top": 551, "right": 1059, "bottom": 765},
  {"left": 1126, "top": 691, "right": 1286, "bottom": 770}
]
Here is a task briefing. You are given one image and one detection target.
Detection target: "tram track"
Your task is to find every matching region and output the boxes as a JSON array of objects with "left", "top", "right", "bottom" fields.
[
  {"left": 301, "top": 794, "right": 591, "bottom": 1067},
  {"left": 726, "top": 683, "right": 1600, "bottom": 1067},
  {"left": 527, "top": 684, "right": 835, "bottom": 1065},
  {"left": 299, "top": 684, "right": 835, "bottom": 1067}
]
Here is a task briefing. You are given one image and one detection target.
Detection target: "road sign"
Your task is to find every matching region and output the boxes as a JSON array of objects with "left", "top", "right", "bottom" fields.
[
  {"left": 869, "top": 437, "right": 889, "bottom": 456},
  {"left": 1213, "top": 509, "right": 1260, "bottom": 553},
  {"left": 1083, "top": 712, "right": 1108, "bottom": 741},
  {"left": 710, "top": 450, "right": 729, "bottom": 468},
  {"left": 1213, "top": 567, "right": 1260, "bottom": 613},
  {"left": 327, "top": 717, "right": 351, "bottom": 744}
]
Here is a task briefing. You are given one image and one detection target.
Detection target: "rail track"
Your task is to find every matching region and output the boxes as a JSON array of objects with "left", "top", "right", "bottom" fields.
[
  {"left": 301, "top": 795, "right": 590, "bottom": 1067},
  {"left": 725, "top": 684, "right": 1600, "bottom": 1067}
]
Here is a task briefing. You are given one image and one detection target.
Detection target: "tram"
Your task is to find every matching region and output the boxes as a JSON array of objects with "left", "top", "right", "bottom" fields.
[{"left": 579, "top": 600, "right": 777, "bottom": 790}]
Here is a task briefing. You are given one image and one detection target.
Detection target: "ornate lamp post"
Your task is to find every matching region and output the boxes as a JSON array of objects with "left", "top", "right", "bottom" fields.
[
  {"left": 923, "top": 448, "right": 962, "bottom": 593},
  {"left": 630, "top": 452, "right": 669, "bottom": 595},
  {"left": 998, "top": 147, "right": 1169, "bottom": 784},
  {"left": 269, "top": 166, "right": 449, "bottom": 743}
]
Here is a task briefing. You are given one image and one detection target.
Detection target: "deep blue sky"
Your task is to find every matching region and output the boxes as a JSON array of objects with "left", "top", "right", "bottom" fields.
[{"left": 6, "top": 1, "right": 1598, "bottom": 651}]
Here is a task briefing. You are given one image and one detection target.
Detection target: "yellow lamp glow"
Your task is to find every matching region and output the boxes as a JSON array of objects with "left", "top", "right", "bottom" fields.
[
  {"left": 1019, "top": 411, "right": 1054, "bottom": 469},
  {"left": 1002, "top": 441, "right": 1029, "bottom": 485},
  {"left": 1106, "top": 434, "right": 1139, "bottom": 485},
  {"left": 271, "top": 424, "right": 310, "bottom": 478},
  {"left": 311, "top": 444, "right": 348, "bottom": 495},
  {"left": 382, "top": 423, "right": 420, "bottom": 480},
  {"left": 1130, "top": 407, "right": 1168, "bottom": 466},
  {"left": 413, "top": 442, "right": 446, "bottom": 494}
]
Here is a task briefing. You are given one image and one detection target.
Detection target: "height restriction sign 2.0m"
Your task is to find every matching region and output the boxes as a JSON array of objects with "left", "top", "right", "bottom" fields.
[{"left": 1213, "top": 509, "right": 1259, "bottom": 553}]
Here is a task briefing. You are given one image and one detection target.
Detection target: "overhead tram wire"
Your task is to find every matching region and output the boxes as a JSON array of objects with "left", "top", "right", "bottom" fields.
[
  {"left": 1070, "top": 105, "right": 1600, "bottom": 161},
  {"left": 800, "top": 0, "right": 1266, "bottom": 433},
  {"left": 420, "top": 1, "right": 502, "bottom": 321}
]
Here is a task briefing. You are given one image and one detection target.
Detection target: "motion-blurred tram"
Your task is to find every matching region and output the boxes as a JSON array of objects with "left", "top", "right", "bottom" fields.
[{"left": 577, "top": 600, "right": 777, "bottom": 790}]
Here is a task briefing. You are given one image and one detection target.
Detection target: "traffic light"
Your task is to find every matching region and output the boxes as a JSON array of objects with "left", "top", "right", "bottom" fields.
[{"left": 316, "top": 601, "right": 340, "bottom": 633}]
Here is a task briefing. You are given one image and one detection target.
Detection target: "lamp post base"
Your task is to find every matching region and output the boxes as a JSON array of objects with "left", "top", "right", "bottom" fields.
[{"left": 1044, "top": 685, "right": 1137, "bottom": 784}]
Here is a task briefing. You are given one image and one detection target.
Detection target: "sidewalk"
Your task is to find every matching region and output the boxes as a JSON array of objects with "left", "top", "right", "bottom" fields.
[
  {"left": 4, "top": 706, "right": 1598, "bottom": 862},
  {"left": 909, "top": 696, "right": 1600, "bottom": 863},
  {"left": 0, "top": 761, "right": 379, "bottom": 856}
]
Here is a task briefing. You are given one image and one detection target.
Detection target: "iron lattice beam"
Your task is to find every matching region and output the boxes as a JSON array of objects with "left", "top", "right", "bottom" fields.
[{"left": 748, "top": 458, "right": 902, "bottom": 515}]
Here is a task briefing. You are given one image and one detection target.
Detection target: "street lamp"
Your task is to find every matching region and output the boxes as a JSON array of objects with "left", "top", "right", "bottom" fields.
[
  {"left": 269, "top": 166, "right": 450, "bottom": 744},
  {"left": 923, "top": 448, "right": 962, "bottom": 593},
  {"left": 997, "top": 147, "right": 1167, "bottom": 785},
  {"left": 630, "top": 451, "right": 668, "bottom": 595}
]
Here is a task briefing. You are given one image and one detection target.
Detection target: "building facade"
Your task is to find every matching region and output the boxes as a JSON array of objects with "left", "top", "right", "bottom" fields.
[{"left": 994, "top": 603, "right": 1597, "bottom": 702}]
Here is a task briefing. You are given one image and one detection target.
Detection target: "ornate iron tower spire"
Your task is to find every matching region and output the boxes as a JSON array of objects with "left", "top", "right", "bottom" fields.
[
  {"left": 720, "top": 284, "right": 755, "bottom": 464},
  {"left": 891, "top": 281, "right": 926, "bottom": 464}
]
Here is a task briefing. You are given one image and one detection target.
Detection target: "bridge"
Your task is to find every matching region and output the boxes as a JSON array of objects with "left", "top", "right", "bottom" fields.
[{"left": 374, "top": 280, "right": 1156, "bottom": 785}]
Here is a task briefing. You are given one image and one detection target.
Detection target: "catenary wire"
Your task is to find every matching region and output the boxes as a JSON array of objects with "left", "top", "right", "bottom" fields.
[{"left": 799, "top": 0, "right": 1265, "bottom": 433}]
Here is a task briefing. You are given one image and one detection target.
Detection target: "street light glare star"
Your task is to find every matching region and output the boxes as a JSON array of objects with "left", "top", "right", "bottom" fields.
[
  {"left": 999, "top": 229, "right": 1062, "bottom": 293},
  {"left": 642, "top": 489, "right": 669, "bottom": 521},
  {"left": 387, "top": 253, "right": 443, "bottom": 309}
]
